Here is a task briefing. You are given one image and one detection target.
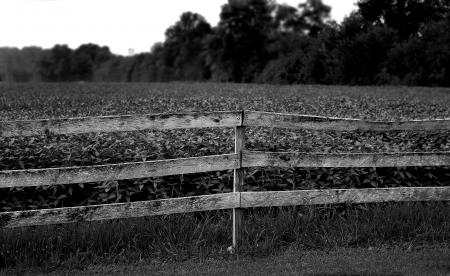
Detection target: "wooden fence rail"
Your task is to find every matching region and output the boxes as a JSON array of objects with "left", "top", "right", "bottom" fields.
[
  {"left": 245, "top": 111, "right": 450, "bottom": 131},
  {"left": 2, "top": 187, "right": 450, "bottom": 229},
  {"left": 0, "top": 111, "right": 242, "bottom": 137},
  {"left": 1, "top": 110, "right": 450, "bottom": 252},
  {"left": 0, "top": 193, "right": 239, "bottom": 228},
  {"left": 243, "top": 151, "right": 450, "bottom": 168},
  {"left": 0, "top": 154, "right": 239, "bottom": 188}
]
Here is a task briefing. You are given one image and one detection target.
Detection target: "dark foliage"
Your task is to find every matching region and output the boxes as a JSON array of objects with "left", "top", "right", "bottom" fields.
[{"left": 1, "top": 0, "right": 450, "bottom": 86}]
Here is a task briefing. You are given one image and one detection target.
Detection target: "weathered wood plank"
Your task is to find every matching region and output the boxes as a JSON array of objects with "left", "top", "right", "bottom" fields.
[
  {"left": 233, "top": 124, "right": 245, "bottom": 251},
  {"left": 0, "top": 111, "right": 242, "bottom": 137},
  {"left": 0, "top": 154, "right": 239, "bottom": 188},
  {"left": 243, "top": 151, "right": 450, "bottom": 168},
  {"left": 240, "top": 187, "right": 450, "bottom": 208},
  {"left": 245, "top": 111, "right": 450, "bottom": 131},
  {"left": 0, "top": 193, "right": 239, "bottom": 228}
]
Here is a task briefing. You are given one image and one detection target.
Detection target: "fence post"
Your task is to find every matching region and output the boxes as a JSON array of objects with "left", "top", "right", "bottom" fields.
[{"left": 232, "top": 111, "right": 245, "bottom": 253}]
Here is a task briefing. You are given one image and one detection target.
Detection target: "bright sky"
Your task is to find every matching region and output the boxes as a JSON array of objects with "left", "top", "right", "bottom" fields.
[{"left": 1, "top": 0, "right": 358, "bottom": 56}]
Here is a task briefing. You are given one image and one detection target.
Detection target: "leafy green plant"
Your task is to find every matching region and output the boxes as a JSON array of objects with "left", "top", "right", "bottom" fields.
[{"left": 0, "top": 83, "right": 449, "bottom": 211}]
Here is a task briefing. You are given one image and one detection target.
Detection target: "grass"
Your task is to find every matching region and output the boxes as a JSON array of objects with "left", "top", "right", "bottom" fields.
[
  {"left": 16, "top": 245, "right": 449, "bottom": 275},
  {"left": 1, "top": 202, "right": 449, "bottom": 270}
]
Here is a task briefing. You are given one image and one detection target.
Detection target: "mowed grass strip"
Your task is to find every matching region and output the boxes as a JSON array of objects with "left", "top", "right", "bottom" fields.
[{"left": 20, "top": 246, "right": 449, "bottom": 276}]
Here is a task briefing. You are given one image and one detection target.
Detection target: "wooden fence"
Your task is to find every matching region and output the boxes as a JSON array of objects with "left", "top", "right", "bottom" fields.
[{"left": 1, "top": 110, "right": 450, "bottom": 251}]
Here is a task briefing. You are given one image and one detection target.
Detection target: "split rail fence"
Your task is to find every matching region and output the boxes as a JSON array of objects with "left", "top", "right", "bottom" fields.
[{"left": 1, "top": 110, "right": 450, "bottom": 250}]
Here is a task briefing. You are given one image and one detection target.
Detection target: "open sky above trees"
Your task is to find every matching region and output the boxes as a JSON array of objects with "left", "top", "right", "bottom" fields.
[
  {"left": 1, "top": 0, "right": 357, "bottom": 55},
  {"left": 1, "top": 0, "right": 450, "bottom": 86}
]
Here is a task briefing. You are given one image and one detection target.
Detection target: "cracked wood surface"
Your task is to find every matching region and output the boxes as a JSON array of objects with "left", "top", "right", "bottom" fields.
[
  {"left": 0, "top": 154, "right": 239, "bottom": 188},
  {"left": 242, "top": 151, "right": 450, "bottom": 168},
  {"left": 0, "top": 193, "right": 239, "bottom": 228},
  {"left": 245, "top": 111, "right": 450, "bottom": 131},
  {"left": 240, "top": 187, "right": 450, "bottom": 208},
  {"left": 0, "top": 111, "right": 242, "bottom": 137}
]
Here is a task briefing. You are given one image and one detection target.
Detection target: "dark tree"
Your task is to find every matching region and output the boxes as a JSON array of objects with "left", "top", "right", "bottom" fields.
[
  {"left": 386, "top": 19, "right": 450, "bottom": 86},
  {"left": 298, "top": 0, "right": 332, "bottom": 36},
  {"left": 0, "top": 47, "right": 44, "bottom": 82},
  {"left": 358, "top": 0, "right": 450, "bottom": 39},
  {"left": 163, "top": 12, "right": 212, "bottom": 80},
  {"left": 5, "top": 0, "right": 450, "bottom": 87},
  {"left": 274, "top": 4, "right": 300, "bottom": 32},
  {"left": 273, "top": 0, "right": 331, "bottom": 36},
  {"left": 71, "top": 44, "right": 112, "bottom": 81},
  {"left": 39, "top": 44, "right": 73, "bottom": 81},
  {"left": 332, "top": 13, "right": 399, "bottom": 85},
  {"left": 207, "top": 0, "right": 274, "bottom": 82},
  {"left": 258, "top": 0, "right": 333, "bottom": 84}
]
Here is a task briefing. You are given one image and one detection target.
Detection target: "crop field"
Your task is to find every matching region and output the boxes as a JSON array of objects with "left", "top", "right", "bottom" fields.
[
  {"left": 1, "top": 82, "right": 450, "bottom": 269},
  {"left": 1, "top": 82, "right": 450, "bottom": 210}
]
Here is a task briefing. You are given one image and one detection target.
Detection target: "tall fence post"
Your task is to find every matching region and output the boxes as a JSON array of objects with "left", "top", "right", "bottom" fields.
[{"left": 232, "top": 111, "right": 245, "bottom": 253}]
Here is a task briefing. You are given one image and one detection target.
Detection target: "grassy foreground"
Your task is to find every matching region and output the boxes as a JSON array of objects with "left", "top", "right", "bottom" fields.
[
  {"left": 1, "top": 202, "right": 449, "bottom": 270},
  {"left": 14, "top": 245, "right": 449, "bottom": 276}
]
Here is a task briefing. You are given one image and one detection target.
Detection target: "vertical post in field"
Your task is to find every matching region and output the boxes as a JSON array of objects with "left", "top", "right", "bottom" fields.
[{"left": 232, "top": 112, "right": 245, "bottom": 253}]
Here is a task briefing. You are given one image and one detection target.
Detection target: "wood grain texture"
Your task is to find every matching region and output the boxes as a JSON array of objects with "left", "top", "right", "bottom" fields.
[
  {"left": 234, "top": 126, "right": 245, "bottom": 194},
  {"left": 233, "top": 125, "right": 245, "bottom": 251},
  {"left": 0, "top": 154, "right": 239, "bottom": 188},
  {"left": 245, "top": 111, "right": 450, "bottom": 131},
  {"left": 240, "top": 187, "right": 450, "bottom": 208},
  {"left": 243, "top": 151, "right": 450, "bottom": 168},
  {"left": 0, "top": 193, "right": 239, "bottom": 228},
  {"left": 0, "top": 111, "right": 242, "bottom": 137}
]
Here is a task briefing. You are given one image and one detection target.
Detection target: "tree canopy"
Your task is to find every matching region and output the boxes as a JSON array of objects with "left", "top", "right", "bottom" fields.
[{"left": 1, "top": 0, "right": 449, "bottom": 86}]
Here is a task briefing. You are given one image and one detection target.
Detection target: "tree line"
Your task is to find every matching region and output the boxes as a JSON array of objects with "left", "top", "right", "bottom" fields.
[{"left": 1, "top": 0, "right": 449, "bottom": 86}]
